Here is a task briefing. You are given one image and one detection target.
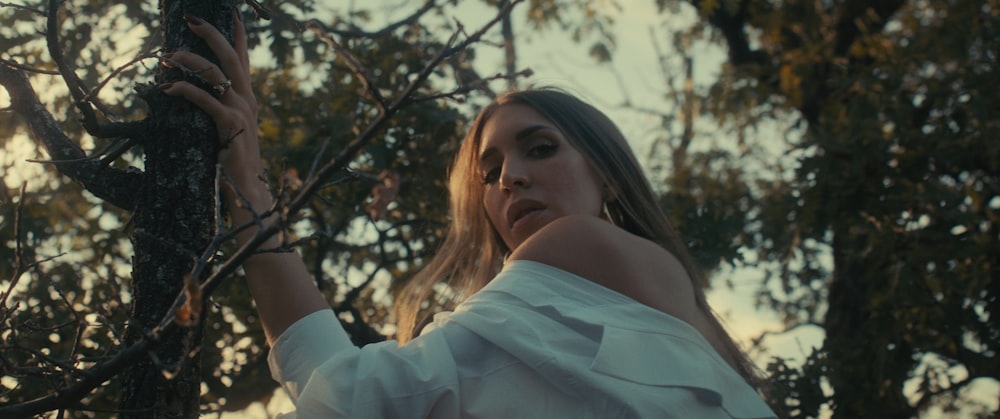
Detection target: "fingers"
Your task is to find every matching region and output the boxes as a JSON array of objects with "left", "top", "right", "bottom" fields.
[
  {"left": 158, "top": 11, "right": 258, "bottom": 149},
  {"left": 233, "top": 10, "right": 250, "bottom": 72},
  {"left": 163, "top": 51, "right": 240, "bottom": 105},
  {"left": 159, "top": 81, "right": 232, "bottom": 127},
  {"left": 182, "top": 13, "right": 250, "bottom": 96}
]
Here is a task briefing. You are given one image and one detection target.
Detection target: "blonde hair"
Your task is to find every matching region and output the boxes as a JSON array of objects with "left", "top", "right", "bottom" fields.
[{"left": 394, "top": 88, "right": 761, "bottom": 386}]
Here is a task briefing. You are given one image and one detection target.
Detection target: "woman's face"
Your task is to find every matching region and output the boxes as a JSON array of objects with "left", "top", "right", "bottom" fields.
[{"left": 478, "top": 104, "right": 606, "bottom": 250}]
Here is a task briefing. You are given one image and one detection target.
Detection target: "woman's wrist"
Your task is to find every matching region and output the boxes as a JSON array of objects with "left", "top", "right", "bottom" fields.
[{"left": 224, "top": 169, "right": 272, "bottom": 210}]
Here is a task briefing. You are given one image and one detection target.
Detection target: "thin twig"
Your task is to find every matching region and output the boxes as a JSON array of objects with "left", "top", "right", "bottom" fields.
[
  {"left": 0, "top": 58, "right": 61, "bottom": 75},
  {"left": 46, "top": 0, "right": 115, "bottom": 130},
  {"left": 2, "top": 186, "right": 69, "bottom": 310},
  {"left": 25, "top": 136, "right": 139, "bottom": 166},
  {"left": 0, "top": 337, "right": 153, "bottom": 419},
  {"left": 308, "top": 0, "right": 438, "bottom": 39},
  {"left": 305, "top": 139, "right": 331, "bottom": 182},
  {"left": 410, "top": 68, "right": 533, "bottom": 103},
  {"left": 0, "top": 1, "right": 44, "bottom": 15},
  {"left": 306, "top": 21, "right": 388, "bottom": 111},
  {"left": 78, "top": 52, "right": 161, "bottom": 109},
  {"left": 97, "top": 138, "right": 140, "bottom": 166},
  {"left": 1, "top": 183, "right": 28, "bottom": 310},
  {"left": 748, "top": 321, "right": 824, "bottom": 350}
]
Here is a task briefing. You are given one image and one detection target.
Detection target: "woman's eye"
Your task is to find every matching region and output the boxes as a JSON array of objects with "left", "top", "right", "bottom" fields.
[
  {"left": 482, "top": 168, "right": 500, "bottom": 184},
  {"left": 529, "top": 143, "right": 558, "bottom": 157}
]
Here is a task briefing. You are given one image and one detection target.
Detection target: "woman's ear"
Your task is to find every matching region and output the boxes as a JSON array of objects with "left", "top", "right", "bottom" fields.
[{"left": 602, "top": 185, "right": 618, "bottom": 202}]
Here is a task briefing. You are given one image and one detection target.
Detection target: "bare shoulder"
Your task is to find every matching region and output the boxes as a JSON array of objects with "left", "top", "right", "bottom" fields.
[{"left": 508, "top": 215, "right": 698, "bottom": 317}]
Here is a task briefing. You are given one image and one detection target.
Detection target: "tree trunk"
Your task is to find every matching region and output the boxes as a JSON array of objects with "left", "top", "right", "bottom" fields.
[
  {"left": 119, "top": 1, "right": 234, "bottom": 416},
  {"left": 825, "top": 224, "right": 915, "bottom": 419}
]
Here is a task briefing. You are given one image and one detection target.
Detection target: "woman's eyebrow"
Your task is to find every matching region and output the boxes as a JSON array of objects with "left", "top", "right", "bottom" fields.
[
  {"left": 479, "top": 125, "right": 554, "bottom": 163},
  {"left": 514, "top": 125, "right": 551, "bottom": 140}
]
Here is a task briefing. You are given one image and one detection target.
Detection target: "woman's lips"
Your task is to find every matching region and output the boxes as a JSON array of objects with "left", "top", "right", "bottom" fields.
[{"left": 511, "top": 208, "right": 542, "bottom": 231}]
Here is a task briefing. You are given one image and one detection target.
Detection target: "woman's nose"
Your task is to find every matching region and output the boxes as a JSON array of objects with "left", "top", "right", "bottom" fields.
[{"left": 499, "top": 160, "right": 529, "bottom": 191}]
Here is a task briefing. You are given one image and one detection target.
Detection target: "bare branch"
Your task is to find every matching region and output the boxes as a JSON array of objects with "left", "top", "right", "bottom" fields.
[
  {"left": 1, "top": 185, "right": 69, "bottom": 311},
  {"left": 0, "top": 338, "right": 154, "bottom": 419},
  {"left": 309, "top": 0, "right": 438, "bottom": 39},
  {"left": 46, "top": 0, "right": 117, "bottom": 131},
  {"left": 1, "top": 183, "right": 29, "bottom": 310},
  {"left": 410, "top": 68, "right": 533, "bottom": 103},
  {"left": 911, "top": 374, "right": 976, "bottom": 412},
  {"left": 25, "top": 134, "right": 141, "bottom": 166},
  {"left": 0, "top": 63, "right": 144, "bottom": 210},
  {"left": 306, "top": 20, "right": 388, "bottom": 111},
  {"left": 78, "top": 52, "right": 161, "bottom": 107},
  {"left": 0, "top": 58, "right": 61, "bottom": 75},
  {"left": 748, "top": 321, "right": 824, "bottom": 351},
  {"left": 0, "top": 1, "right": 44, "bottom": 15}
]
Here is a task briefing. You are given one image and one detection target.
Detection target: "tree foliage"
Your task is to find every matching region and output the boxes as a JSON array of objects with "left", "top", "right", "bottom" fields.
[{"left": 649, "top": 0, "right": 999, "bottom": 416}]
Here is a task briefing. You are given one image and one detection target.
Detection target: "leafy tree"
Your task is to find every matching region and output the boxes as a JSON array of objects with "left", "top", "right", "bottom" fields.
[
  {"left": 646, "top": 0, "right": 999, "bottom": 417},
  {"left": 1, "top": 0, "right": 524, "bottom": 416}
]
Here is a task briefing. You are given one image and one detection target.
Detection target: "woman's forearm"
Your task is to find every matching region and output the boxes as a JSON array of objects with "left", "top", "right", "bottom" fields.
[{"left": 228, "top": 183, "right": 329, "bottom": 345}]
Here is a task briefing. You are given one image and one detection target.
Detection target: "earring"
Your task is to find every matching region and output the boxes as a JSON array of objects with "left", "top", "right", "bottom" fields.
[{"left": 602, "top": 200, "right": 615, "bottom": 226}]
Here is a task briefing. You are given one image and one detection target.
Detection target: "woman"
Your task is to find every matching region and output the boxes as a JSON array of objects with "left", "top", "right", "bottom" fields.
[{"left": 162, "top": 13, "right": 777, "bottom": 418}]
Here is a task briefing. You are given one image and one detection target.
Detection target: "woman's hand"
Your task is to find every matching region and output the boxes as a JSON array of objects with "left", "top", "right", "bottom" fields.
[
  {"left": 159, "top": 12, "right": 266, "bottom": 208},
  {"left": 159, "top": 11, "right": 329, "bottom": 343}
]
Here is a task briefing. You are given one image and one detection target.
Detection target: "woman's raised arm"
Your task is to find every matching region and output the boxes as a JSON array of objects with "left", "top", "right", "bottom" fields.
[{"left": 159, "top": 12, "right": 328, "bottom": 344}]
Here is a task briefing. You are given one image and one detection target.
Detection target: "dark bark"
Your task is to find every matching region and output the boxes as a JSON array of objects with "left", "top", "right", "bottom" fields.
[{"left": 118, "top": 1, "right": 235, "bottom": 417}]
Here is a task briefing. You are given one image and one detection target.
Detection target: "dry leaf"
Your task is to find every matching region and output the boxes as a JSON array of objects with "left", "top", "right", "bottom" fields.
[
  {"left": 175, "top": 274, "right": 202, "bottom": 327},
  {"left": 365, "top": 170, "right": 401, "bottom": 221},
  {"left": 282, "top": 167, "right": 303, "bottom": 192}
]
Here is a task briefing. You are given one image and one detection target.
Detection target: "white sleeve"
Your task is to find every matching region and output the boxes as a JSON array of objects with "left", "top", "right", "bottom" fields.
[{"left": 267, "top": 309, "right": 461, "bottom": 419}]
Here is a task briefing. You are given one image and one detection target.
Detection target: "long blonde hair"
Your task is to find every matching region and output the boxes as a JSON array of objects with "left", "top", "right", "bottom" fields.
[{"left": 394, "top": 88, "right": 761, "bottom": 386}]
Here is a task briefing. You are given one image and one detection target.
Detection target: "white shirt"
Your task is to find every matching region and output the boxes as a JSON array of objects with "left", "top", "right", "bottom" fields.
[{"left": 268, "top": 260, "right": 777, "bottom": 418}]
